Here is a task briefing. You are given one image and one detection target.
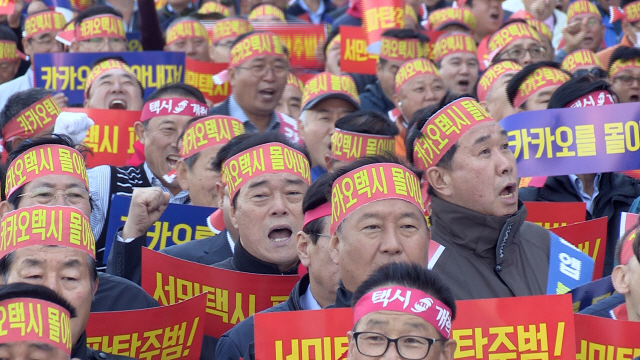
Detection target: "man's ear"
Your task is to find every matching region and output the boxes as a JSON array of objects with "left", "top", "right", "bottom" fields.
[
  {"left": 10, "top": 137, "right": 25, "bottom": 151},
  {"left": 479, "top": 100, "right": 489, "bottom": 112},
  {"left": 392, "top": 93, "right": 400, "bottom": 108},
  {"left": 134, "top": 121, "right": 147, "bottom": 145},
  {"left": 441, "top": 339, "right": 457, "bottom": 360},
  {"left": 229, "top": 190, "right": 239, "bottom": 230},
  {"left": 329, "top": 232, "right": 340, "bottom": 266},
  {"left": 215, "top": 182, "right": 225, "bottom": 209},
  {"left": 0, "top": 201, "right": 15, "bottom": 217},
  {"left": 296, "top": 231, "right": 311, "bottom": 268},
  {"left": 426, "top": 167, "right": 453, "bottom": 198},
  {"left": 324, "top": 154, "right": 333, "bottom": 173},
  {"left": 612, "top": 264, "right": 631, "bottom": 295},
  {"left": 175, "top": 159, "right": 190, "bottom": 191}
]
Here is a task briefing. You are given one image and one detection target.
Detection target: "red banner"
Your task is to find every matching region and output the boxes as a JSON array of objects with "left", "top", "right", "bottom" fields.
[
  {"left": 184, "top": 58, "right": 229, "bottom": 104},
  {"left": 549, "top": 217, "right": 607, "bottom": 280},
  {"left": 524, "top": 201, "right": 586, "bottom": 229},
  {"left": 86, "top": 293, "right": 206, "bottom": 359},
  {"left": 339, "top": 25, "right": 378, "bottom": 75},
  {"left": 64, "top": 108, "right": 140, "bottom": 168},
  {"left": 140, "top": 248, "right": 299, "bottom": 338},
  {"left": 574, "top": 314, "right": 640, "bottom": 359},
  {"left": 253, "top": 24, "right": 326, "bottom": 70},
  {"left": 0, "top": 0, "right": 15, "bottom": 15}
]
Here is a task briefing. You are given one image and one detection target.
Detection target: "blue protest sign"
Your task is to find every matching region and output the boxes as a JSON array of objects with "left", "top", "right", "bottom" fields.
[
  {"left": 34, "top": 51, "right": 185, "bottom": 104},
  {"left": 569, "top": 275, "right": 615, "bottom": 312},
  {"left": 126, "top": 32, "right": 143, "bottom": 51},
  {"left": 547, "top": 232, "right": 595, "bottom": 295},
  {"left": 500, "top": 102, "right": 640, "bottom": 178},
  {"left": 103, "top": 195, "right": 216, "bottom": 261}
]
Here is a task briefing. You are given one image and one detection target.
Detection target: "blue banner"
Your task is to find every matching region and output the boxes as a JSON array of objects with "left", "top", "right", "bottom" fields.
[
  {"left": 103, "top": 195, "right": 216, "bottom": 261},
  {"left": 547, "top": 232, "right": 595, "bottom": 295},
  {"left": 34, "top": 51, "right": 185, "bottom": 105},
  {"left": 500, "top": 102, "right": 640, "bottom": 178},
  {"left": 126, "top": 32, "right": 143, "bottom": 52},
  {"left": 569, "top": 275, "right": 615, "bottom": 312}
]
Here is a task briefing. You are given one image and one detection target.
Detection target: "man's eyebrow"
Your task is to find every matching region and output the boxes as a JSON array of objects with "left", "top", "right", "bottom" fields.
[
  {"left": 289, "top": 96, "right": 301, "bottom": 103},
  {"left": 247, "top": 180, "right": 268, "bottom": 189},
  {"left": 62, "top": 259, "right": 83, "bottom": 268},
  {"left": 473, "top": 134, "right": 492, "bottom": 146},
  {"left": 21, "top": 258, "right": 43, "bottom": 268},
  {"left": 29, "top": 342, "right": 55, "bottom": 352},
  {"left": 285, "top": 178, "right": 306, "bottom": 186}
]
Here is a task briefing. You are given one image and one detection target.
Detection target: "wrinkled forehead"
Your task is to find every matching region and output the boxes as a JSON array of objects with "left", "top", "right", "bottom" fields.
[
  {"left": 10, "top": 245, "right": 90, "bottom": 268},
  {"left": 503, "top": 37, "right": 541, "bottom": 51},
  {"left": 0, "top": 341, "right": 67, "bottom": 359},
  {"left": 241, "top": 172, "right": 308, "bottom": 193},
  {"left": 95, "top": 68, "right": 137, "bottom": 84},
  {"left": 456, "top": 121, "right": 507, "bottom": 148},
  {"left": 22, "top": 174, "right": 87, "bottom": 192}
]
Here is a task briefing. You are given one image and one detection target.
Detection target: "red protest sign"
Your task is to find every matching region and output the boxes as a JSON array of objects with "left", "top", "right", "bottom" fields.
[
  {"left": 141, "top": 248, "right": 299, "bottom": 338},
  {"left": 253, "top": 24, "right": 326, "bottom": 70},
  {"left": 550, "top": 217, "right": 607, "bottom": 280},
  {"left": 185, "top": 58, "right": 230, "bottom": 104},
  {"left": 362, "top": 0, "right": 404, "bottom": 53},
  {"left": 340, "top": 25, "right": 378, "bottom": 75},
  {"left": 619, "top": 212, "right": 638, "bottom": 239},
  {"left": 524, "top": 201, "right": 586, "bottom": 229},
  {"left": 86, "top": 293, "right": 206, "bottom": 359},
  {"left": 574, "top": 314, "right": 640, "bottom": 358},
  {"left": 254, "top": 308, "right": 352, "bottom": 359},
  {"left": 64, "top": 108, "right": 140, "bottom": 168},
  {"left": 0, "top": 0, "right": 15, "bottom": 15},
  {"left": 453, "top": 294, "right": 576, "bottom": 359}
]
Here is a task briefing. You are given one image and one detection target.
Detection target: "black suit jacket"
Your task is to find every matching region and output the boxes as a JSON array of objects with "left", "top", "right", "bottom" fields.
[
  {"left": 162, "top": 230, "right": 234, "bottom": 265},
  {"left": 209, "top": 98, "right": 231, "bottom": 116}
]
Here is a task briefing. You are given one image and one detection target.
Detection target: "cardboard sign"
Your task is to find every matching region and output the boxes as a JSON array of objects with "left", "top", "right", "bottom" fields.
[
  {"left": 34, "top": 51, "right": 185, "bottom": 105},
  {"left": 361, "top": 0, "right": 404, "bottom": 53},
  {"left": 549, "top": 217, "right": 607, "bottom": 280},
  {"left": 574, "top": 314, "right": 640, "bottom": 359},
  {"left": 253, "top": 24, "right": 326, "bottom": 70},
  {"left": 569, "top": 276, "right": 615, "bottom": 312},
  {"left": 141, "top": 248, "right": 299, "bottom": 338},
  {"left": 103, "top": 195, "right": 216, "bottom": 261},
  {"left": 254, "top": 308, "right": 352, "bottom": 360},
  {"left": 86, "top": 294, "right": 206, "bottom": 359},
  {"left": 619, "top": 212, "right": 639, "bottom": 238},
  {"left": 184, "top": 58, "right": 229, "bottom": 103},
  {"left": 523, "top": 201, "right": 586, "bottom": 229},
  {"left": 501, "top": 102, "right": 640, "bottom": 178},
  {"left": 63, "top": 108, "right": 140, "bottom": 168},
  {"left": 339, "top": 25, "right": 378, "bottom": 75}
]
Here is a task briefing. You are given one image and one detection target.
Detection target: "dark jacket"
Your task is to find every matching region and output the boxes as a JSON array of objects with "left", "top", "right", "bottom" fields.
[
  {"left": 329, "top": 283, "right": 353, "bottom": 308},
  {"left": 212, "top": 240, "right": 299, "bottom": 275},
  {"left": 519, "top": 173, "right": 640, "bottom": 277},
  {"left": 285, "top": 0, "right": 336, "bottom": 24},
  {"left": 91, "top": 272, "right": 159, "bottom": 312},
  {"left": 215, "top": 274, "right": 309, "bottom": 360},
  {"left": 157, "top": 3, "right": 197, "bottom": 31},
  {"left": 578, "top": 292, "right": 625, "bottom": 318},
  {"left": 73, "top": 332, "right": 136, "bottom": 360},
  {"left": 429, "top": 196, "right": 552, "bottom": 300},
  {"left": 209, "top": 97, "right": 232, "bottom": 116},
  {"left": 359, "top": 81, "right": 395, "bottom": 117}
]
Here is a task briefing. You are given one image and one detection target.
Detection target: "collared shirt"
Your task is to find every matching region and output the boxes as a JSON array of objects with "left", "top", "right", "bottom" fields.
[
  {"left": 297, "top": 0, "right": 325, "bottom": 24},
  {"left": 299, "top": 283, "right": 321, "bottom": 310},
  {"left": 103, "top": 0, "right": 139, "bottom": 32},
  {"left": 568, "top": 173, "right": 601, "bottom": 214},
  {"left": 228, "top": 94, "right": 280, "bottom": 133}
]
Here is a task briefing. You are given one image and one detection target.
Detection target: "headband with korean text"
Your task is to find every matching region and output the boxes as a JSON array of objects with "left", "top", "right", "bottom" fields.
[
  {"left": 0, "top": 298, "right": 72, "bottom": 355},
  {"left": 5, "top": 145, "right": 89, "bottom": 199},
  {"left": 609, "top": 58, "right": 640, "bottom": 78},
  {"left": 301, "top": 72, "right": 360, "bottom": 109},
  {"left": 331, "top": 129, "right": 395, "bottom": 163},
  {"left": 611, "top": 1, "right": 640, "bottom": 23},
  {"left": 166, "top": 20, "right": 210, "bottom": 46},
  {"left": 75, "top": 14, "right": 125, "bottom": 42},
  {"left": 0, "top": 41, "right": 23, "bottom": 62},
  {"left": 222, "top": 142, "right": 311, "bottom": 200},
  {"left": 427, "top": 7, "right": 476, "bottom": 31},
  {"left": 432, "top": 33, "right": 477, "bottom": 64},
  {"left": 566, "top": 90, "right": 616, "bottom": 108},
  {"left": 325, "top": 34, "right": 341, "bottom": 57},
  {"left": 561, "top": 49, "right": 603, "bottom": 73},
  {"left": 620, "top": 224, "right": 639, "bottom": 265},
  {"left": 84, "top": 59, "right": 136, "bottom": 97},
  {"left": 141, "top": 97, "right": 209, "bottom": 122},
  {"left": 526, "top": 18, "right": 552, "bottom": 40},
  {"left": 24, "top": 11, "right": 67, "bottom": 40},
  {"left": 331, "top": 163, "right": 422, "bottom": 234},
  {"left": 487, "top": 22, "right": 541, "bottom": 62},
  {"left": 395, "top": 58, "right": 440, "bottom": 94},
  {"left": 0, "top": 205, "right": 96, "bottom": 260},
  {"left": 198, "top": 2, "right": 230, "bottom": 16},
  {"left": 180, "top": 115, "right": 245, "bottom": 159},
  {"left": 354, "top": 285, "right": 452, "bottom": 339},
  {"left": 513, "top": 67, "right": 570, "bottom": 109},
  {"left": 380, "top": 37, "right": 428, "bottom": 62},
  {"left": 567, "top": 1, "right": 601, "bottom": 20},
  {"left": 286, "top": 73, "right": 304, "bottom": 92},
  {"left": 210, "top": 18, "right": 253, "bottom": 44},
  {"left": 476, "top": 60, "right": 522, "bottom": 102},
  {"left": 413, "top": 97, "right": 494, "bottom": 171},
  {"left": 1, "top": 95, "right": 61, "bottom": 146},
  {"left": 248, "top": 5, "right": 286, "bottom": 21},
  {"left": 303, "top": 202, "right": 331, "bottom": 228},
  {"left": 229, "top": 32, "right": 286, "bottom": 68}
]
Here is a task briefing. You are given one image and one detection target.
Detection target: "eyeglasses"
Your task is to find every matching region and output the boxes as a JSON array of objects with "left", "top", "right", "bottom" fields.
[
  {"left": 80, "top": 37, "right": 127, "bottom": 48},
  {"left": 18, "top": 188, "right": 90, "bottom": 205},
  {"left": 613, "top": 75, "right": 640, "bottom": 86},
  {"left": 236, "top": 64, "right": 290, "bottom": 78},
  {"left": 573, "top": 68, "right": 608, "bottom": 80},
  {"left": 501, "top": 46, "right": 547, "bottom": 60},
  {"left": 353, "top": 332, "right": 445, "bottom": 360},
  {"left": 214, "top": 40, "right": 234, "bottom": 48},
  {"left": 569, "top": 18, "right": 601, "bottom": 28}
]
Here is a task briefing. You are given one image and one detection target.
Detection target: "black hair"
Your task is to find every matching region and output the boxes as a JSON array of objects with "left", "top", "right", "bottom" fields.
[
  {"left": 335, "top": 111, "right": 400, "bottom": 137},
  {"left": 351, "top": 262, "right": 457, "bottom": 324},
  {"left": 0, "top": 283, "right": 77, "bottom": 318},
  {"left": 609, "top": 46, "right": 640, "bottom": 72},
  {"left": 86, "top": 55, "right": 145, "bottom": 99},
  {"left": 547, "top": 76, "right": 616, "bottom": 109},
  {"left": 379, "top": 29, "right": 429, "bottom": 67},
  {"left": 0, "top": 25, "right": 19, "bottom": 43},
  {"left": 74, "top": 5, "right": 123, "bottom": 27},
  {"left": 212, "top": 133, "right": 254, "bottom": 172},
  {"left": 0, "top": 88, "right": 54, "bottom": 153},
  {"left": 302, "top": 173, "right": 332, "bottom": 245},
  {"left": 506, "top": 61, "right": 565, "bottom": 109}
]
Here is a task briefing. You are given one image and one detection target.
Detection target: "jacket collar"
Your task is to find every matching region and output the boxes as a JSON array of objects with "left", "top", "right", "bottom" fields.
[
  {"left": 332, "top": 282, "right": 353, "bottom": 308},
  {"left": 232, "top": 240, "right": 298, "bottom": 275},
  {"left": 71, "top": 332, "right": 89, "bottom": 359}
]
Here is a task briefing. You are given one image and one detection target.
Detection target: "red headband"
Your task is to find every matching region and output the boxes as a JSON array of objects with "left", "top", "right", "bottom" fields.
[
  {"left": 0, "top": 206, "right": 96, "bottom": 260},
  {"left": 432, "top": 33, "right": 477, "bottom": 64},
  {"left": 75, "top": 14, "right": 125, "bottom": 42},
  {"left": 380, "top": 37, "right": 428, "bottom": 62},
  {"left": 566, "top": 90, "right": 616, "bottom": 108},
  {"left": 1, "top": 95, "right": 61, "bottom": 146},
  {"left": 476, "top": 61, "right": 522, "bottom": 102},
  {"left": 413, "top": 97, "right": 494, "bottom": 171},
  {"left": 229, "top": 32, "right": 286, "bottom": 68},
  {"left": 166, "top": 20, "right": 209, "bottom": 46},
  {"left": 561, "top": 49, "right": 603, "bottom": 73},
  {"left": 180, "top": 116, "right": 245, "bottom": 159},
  {"left": 427, "top": 7, "right": 476, "bottom": 31},
  {"left": 301, "top": 72, "right": 360, "bottom": 110},
  {"left": 303, "top": 202, "right": 331, "bottom": 228},
  {"left": 198, "top": 2, "right": 230, "bottom": 16},
  {"left": 24, "top": 11, "right": 67, "bottom": 40},
  {"left": 395, "top": 58, "right": 440, "bottom": 94},
  {"left": 0, "top": 40, "right": 24, "bottom": 62},
  {"left": 567, "top": 1, "right": 601, "bottom": 21},
  {"left": 609, "top": 58, "right": 640, "bottom": 78},
  {"left": 0, "top": 298, "right": 72, "bottom": 355},
  {"left": 620, "top": 226, "right": 638, "bottom": 265},
  {"left": 487, "top": 22, "right": 541, "bottom": 62},
  {"left": 141, "top": 97, "right": 208, "bottom": 122},
  {"left": 84, "top": 59, "right": 136, "bottom": 97},
  {"left": 354, "top": 285, "right": 452, "bottom": 339},
  {"left": 248, "top": 5, "right": 286, "bottom": 21},
  {"left": 286, "top": 73, "right": 304, "bottom": 92},
  {"left": 610, "top": 2, "right": 640, "bottom": 23},
  {"left": 513, "top": 67, "right": 570, "bottom": 109},
  {"left": 331, "top": 129, "right": 395, "bottom": 162},
  {"left": 210, "top": 18, "right": 253, "bottom": 44}
]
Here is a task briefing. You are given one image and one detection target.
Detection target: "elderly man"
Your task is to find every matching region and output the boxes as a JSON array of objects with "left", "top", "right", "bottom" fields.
[
  {"left": 347, "top": 262, "right": 457, "bottom": 360},
  {"left": 433, "top": 32, "right": 479, "bottom": 94},
  {"left": 609, "top": 46, "right": 640, "bottom": 103},
  {"left": 427, "top": 7, "right": 476, "bottom": 34},
  {"left": 506, "top": 61, "right": 570, "bottom": 112},
  {"left": 70, "top": 6, "right": 127, "bottom": 53},
  {"left": 84, "top": 56, "right": 144, "bottom": 111},
  {"left": 556, "top": 1, "right": 605, "bottom": 63},
  {"left": 276, "top": 73, "right": 304, "bottom": 120},
  {"left": 405, "top": 95, "right": 591, "bottom": 299},
  {"left": 209, "top": 18, "right": 253, "bottom": 63},
  {"left": 297, "top": 72, "right": 360, "bottom": 181},
  {"left": 561, "top": 49, "right": 607, "bottom": 79},
  {"left": 164, "top": 17, "right": 211, "bottom": 62},
  {"left": 463, "top": 0, "right": 503, "bottom": 44},
  {"left": 476, "top": 60, "right": 522, "bottom": 121},
  {"left": 488, "top": 20, "right": 546, "bottom": 67},
  {"left": 609, "top": 225, "right": 640, "bottom": 320}
]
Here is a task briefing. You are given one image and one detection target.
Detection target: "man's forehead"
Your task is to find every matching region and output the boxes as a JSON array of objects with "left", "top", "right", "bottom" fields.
[
  {"left": 24, "top": 174, "right": 86, "bottom": 190},
  {"left": 506, "top": 38, "right": 540, "bottom": 50},
  {"left": 348, "top": 199, "right": 423, "bottom": 222},
  {"left": 310, "top": 97, "right": 356, "bottom": 112},
  {"left": 458, "top": 121, "right": 506, "bottom": 145},
  {"left": 13, "top": 246, "right": 89, "bottom": 263},
  {"left": 617, "top": 66, "right": 640, "bottom": 76},
  {"left": 246, "top": 55, "right": 288, "bottom": 64},
  {"left": 149, "top": 113, "right": 193, "bottom": 128},
  {"left": 95, "top": 69, "right": 136, "bottom": 83},
  {"left": 360, "top": 311, "right": 434, "bottom": 333},
  {"left": 444, "top": 52, "right": 477, "bottom": 63},
  {"left": 243, "top": 172, "right": 307, "bottom": 190},
  {"left": 407, "top": 74, "right": 442, "bottom": 87}
]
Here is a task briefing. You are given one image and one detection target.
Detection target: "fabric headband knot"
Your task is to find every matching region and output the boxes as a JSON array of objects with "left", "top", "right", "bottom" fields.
[
  {"left": 477, "top": 61, "right": 522, "bottom": 102},
  {"left": 353, "top": 285, "right": 452, "bottom": 339},
  {"left": 427, "top": 7, "right": 476, "bottom": 31},
  {"left": 180, "top": 116, "right": 245, "bottom": 159},
  {"left": 0, "top": 41, "right": 24, "bottom": 62},
  {"left": 330, "top": 163, "right": 423, "bottom": 234},
  {"left": 488, "top": 22, "right": 540, "bottom": 62},
  {"left": 84, "top": 59, "right": 136, "bottom": 97},
  {"left": 210, "top": 18, "right": 253, "bottom": 44},
  {"left": 1, "top": 95, "right": 61, "bottom": 147},
  {"left": 141, "top": 97, "right": 208, "bottom": 122},
  {"left": 413, "top": 97, "right": 493, "bottom": 171},
  {"left": 75, "top": 14, "right": 125, "bottom": 42},
  {"left": 609, "top": 2, "right": 640, "bottom": 23},
  {"left": 166, "top": 20, "right": 210, "bottom": 46},
  {"left": 513, "top": 67, "right": 570, "bottom": 109},
  {"left": 229, "top": 32, "right": 286, "bottom": 68},
  {"left": 567, "top": 1, "right": 601, "bottom": 21},
  {"left": 198, "top": 2, "right": 230, "bottom": 16},
  {"left": 395, "top": 58, "right": 440, "bottom": 94},
  {"left": 609, "top": 58, "right": 640, "bottom": 78},
  {"left": 561, "top": 49, "right": 603, "bottom": 73},
  {"left": 5, "top": 145, "right": 89, "bottom": 199},
  {"left": 301, "top": 72, "right": 360, "bottom": 110},
  {"left": 0, "top": 205, "right": 96, "bottom": 260},
  {"left": 0, "top": 297, "right": 73, "bottom": 355},
  {"left": 24, "top": 11, "right": 67, "bottom": 40},
  {"left": 432, "top": 33, "right": 477, "bottom": 64},
  {"left": 331, "top": 129, "right": 395, "bottom": 163},
  {"left": 248, "top": 5, "right": 286, "bottom": 21},
  {"left": 566, "top": 90, "right": 616, "bottom": 108},
  {"left": 380, "top": 37, "right": 428, "bottom": 62},
  {"left": 303, "top": 202, "right": 331, "bottom": 228},
  {"left": 222, "top": 142, "right": 311, "bottom": 200}
]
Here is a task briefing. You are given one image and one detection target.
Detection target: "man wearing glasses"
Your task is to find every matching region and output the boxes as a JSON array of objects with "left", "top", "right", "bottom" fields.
[
  {"left": 347, "top": 262, "right": 457, "bottom": 360},
  {"left": 555, "top": 1, "right": 606, "bottom": 63},
  {"left": 609, "top": 46, "right": 640, "bottom": 103},
  {"left": 488, "top": 20, "right": 547, "bottom": 67},
  {"left": 70, "top": 6, "right": 128, "bottom": 53},
  {"left": 561, "top": 49, "right": 608, "bottom": 80}
]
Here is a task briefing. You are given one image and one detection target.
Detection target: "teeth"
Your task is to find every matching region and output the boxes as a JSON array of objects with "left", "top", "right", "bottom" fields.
[
  {"left": 271, "top": 237, "right": 288, "bottom": 242},
  {"left": 500, "top": 193, "right": 514, "bottom": 199}
]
